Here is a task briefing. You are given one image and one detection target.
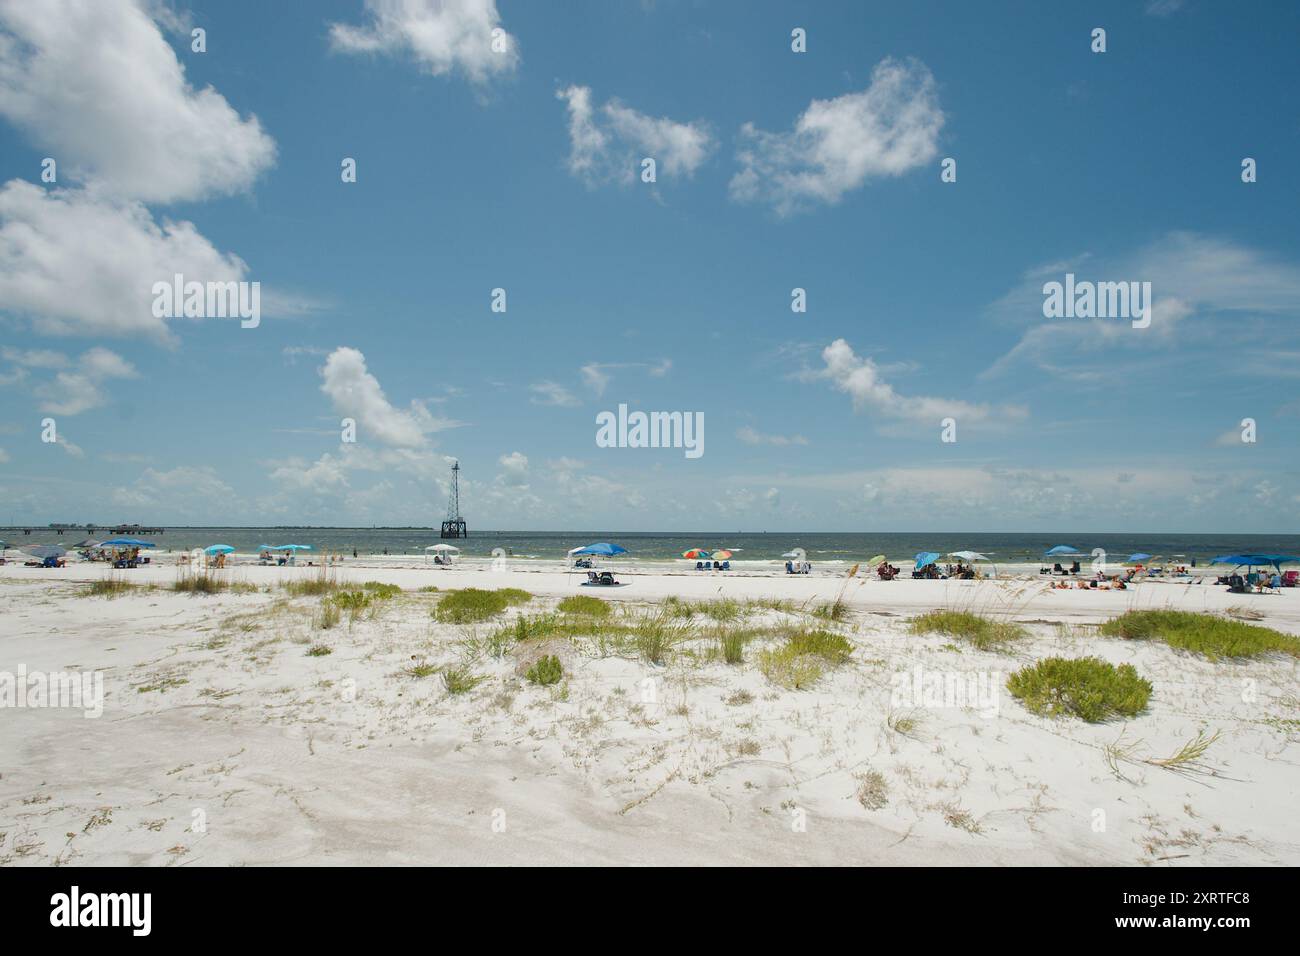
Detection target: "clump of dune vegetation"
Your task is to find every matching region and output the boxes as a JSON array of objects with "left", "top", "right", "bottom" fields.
[
  {"left": 759, "top": 629, "right": 853, "bottom": 690},
  {"left": 441, "top": 666, "right": 486, "bottom": 695},
  {"left": 525, "top": 654, "right": 563, "bottom": 686},
  {"left": 1007, "top": 656, "right": 1151, "bottom": 723},
  {"left": 284, "top": 579, "right": 339, "bottom": 597},
  {"left": 1099, "top": 610, "right": 1300, "bottom": 661},
  {"left": 557, "top": 594, "right": 611, "bottom": 617},
  {"left": 360, "top": 581, "right": 402, "bottom": 599},
  {"left": 172, "top": 572, "right": 228, "bottom": 594},
  {"left": 305, "top": 644, "right": 332, "bottom": 657},
  {"left": 435, "top": 587, "right": 532, "bottom": 624},
  {"left": 84, "top": 577, "right": 142, "bottom": 598},
  {"left": 910, "top": 609, "right": 1026, "bottom": 652}
]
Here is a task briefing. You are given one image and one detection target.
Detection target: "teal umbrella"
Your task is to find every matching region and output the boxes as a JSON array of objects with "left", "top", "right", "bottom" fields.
[
  {"left": 101, "top": 537, "right": 155, "bottom": 548},
  {"left": 204, "top": 544, "right": 235, "bottom": 555}
]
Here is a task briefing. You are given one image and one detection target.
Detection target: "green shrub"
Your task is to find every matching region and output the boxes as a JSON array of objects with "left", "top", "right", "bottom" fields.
[
  {"left": 557, "top": 595, "right": 611, "bottom": 617},
  {"left": 305, "top": 644, "right": 332, "bottom": 657},
  {"left": 910, "top": 610, "right": 1026, "bottom": 651},
  {"left": 1099, "top": 610, "right": 1300, "bottom": 660},
  {"left": 332, "top": 590, "right": 372, "bottom": 611},
  {"left": 525, "top": 654, "right": 563, "bottom": 686},
  {"left": 1007, "top": 657, "right": 1152, "bottom": 723},
  {"left": 435, "top": 588, "right": 531, "bottom": 623},
  {"left": 360, "top": 581, "right": 401, "bottom": 599}
]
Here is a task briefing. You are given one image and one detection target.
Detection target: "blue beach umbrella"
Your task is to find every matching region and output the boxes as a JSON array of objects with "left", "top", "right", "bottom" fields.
[
  {"left": 204, "top": 544, "right": 235, "bottom": 555},
  {"left": 23, "top": 545, "right": 66, "bottom": 560},
  {"left": 1045, "top": 545, "right": 1081, "bottom": 556},
  {"left": 1127, "top": 553, "right": 1154, "bottom": 563},
  {"left": 100, "top": 537, "right": 155, "bottom": 548},
  {"left": 914, "top": 551, "right": 941, "bottom": 569},
  {"left": 1211, "top": 554, "right": 1298, "bottom": 571},
  {"left": 571, "top": 542, "right": 628, "bottom": 557},
  {"left": 271, "top": 544, "right": 313, "bottom": 551}
]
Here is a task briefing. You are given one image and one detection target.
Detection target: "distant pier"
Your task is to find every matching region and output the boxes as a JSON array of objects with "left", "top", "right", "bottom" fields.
[{"left": 0, "top": 524, "right": 165, "bottom": 537}]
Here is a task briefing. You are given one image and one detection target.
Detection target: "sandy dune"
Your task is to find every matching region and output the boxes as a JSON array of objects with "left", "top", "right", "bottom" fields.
[{"left": 2, "top": 559, "right": 1297, "bottom": 866}]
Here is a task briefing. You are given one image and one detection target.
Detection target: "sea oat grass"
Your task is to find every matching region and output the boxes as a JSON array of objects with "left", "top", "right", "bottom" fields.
[{"left": 910, "top": 610, "right": 1026, "bottom": 652}]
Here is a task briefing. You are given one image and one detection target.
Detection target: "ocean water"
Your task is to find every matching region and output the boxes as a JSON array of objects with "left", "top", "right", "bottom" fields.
[{"left": 48, "top": 529, "right": 1300, "bottom": 566}]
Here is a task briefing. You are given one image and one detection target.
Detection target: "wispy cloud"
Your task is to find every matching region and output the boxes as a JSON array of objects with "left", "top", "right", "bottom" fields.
[
  {"left": 730, "top": 57, "right": 943, "bottom": 216},
  {"left": 736, "top": 426, "right": 808, "bottom": 447},
  {"left": 529, "top": 380, "right": 580, "bottom": 407},
  {"left": 810, "top": 339, "right": 1027, "bottom": 427},
  {"left": 557, "top": 85, "right": 713, "bottom": 186}
]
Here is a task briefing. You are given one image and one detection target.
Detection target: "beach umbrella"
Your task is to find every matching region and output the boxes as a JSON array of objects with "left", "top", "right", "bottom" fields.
[
  {"left": 571, "top": 542, "right": 628, "bottom": 557},
  {"left": 204, "top": 544, "right": 235, "bottom": 555},
  {"left": 865, "top": 554, "right": 887, "bottom": 567},
  {"left": 1126, "top": 552, "right": 1154, "bottom": 563},
  {"left": 257, "top": 544, "right": 275, "bottom": 551},
  {"left": 73, "top": 538, "right": 100, "bottom": 548},
  {"left": 712, "top": 550, "right": 734, "bottom": 561},
  {"left": 272, "top": 544, "right": 312, "bottom": 551},
  {"left": 1211, "top": 554, "right": 1298, "bottom": 571},
  {"left": 948, "top": 550, "right": 998, "bottom": 577},
  {"left": 101, "top": 537, "right": 155, "bottom": 548},
  {"left": 23, "top": 545, "right": 66, "bottom": 560},
  {"left": 1044, "top": 545, "right": 1081, "bottom": 556},
  {"left": 914, "top": 551, "right": 941, "bottom": 570},
  {"left": 426, "top": 544, "right": 459, "bottom": 551},
  {"left": 682, "top": 548, "right": 711, "bottom": 559}
]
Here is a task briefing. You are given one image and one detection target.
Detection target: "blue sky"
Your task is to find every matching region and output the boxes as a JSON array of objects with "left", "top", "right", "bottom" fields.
[{"left": 1, "top": 0, "right": 1298, "bottom": 532}]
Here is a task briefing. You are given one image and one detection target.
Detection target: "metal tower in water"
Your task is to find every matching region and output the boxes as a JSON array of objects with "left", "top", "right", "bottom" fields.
[{"left": 440, "top": 461, "right": 467, "bottom": 538}]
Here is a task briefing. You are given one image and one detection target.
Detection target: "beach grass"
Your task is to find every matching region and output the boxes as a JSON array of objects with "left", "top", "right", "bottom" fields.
[
  {"left": 84, "top": 577, "right": 142, "bottom": 598},
  {"left": 910, "top": 609, "right": 1026, "bottom": 652},
  {"left": 284, "top": 579, "right": 340, "bottom": 597},
  {"left": 434, "top": 587, "right": 533, "bottom": 623},
  {"left": 1007, "top": 656, "right": 1151, "bottom": 723},
  {"left": 556, "top": 594, "right": 611, "bottom": 617},
  {"left": 1098, "top": 609, "right": 1300, "bottom": 660},
  {"left": 172, "top": 573, "right": 228, "bottom": 594},
  {"left": 759, "top": 629, "right": 853, "bottom": 689},
  {"left": 441, "top": 666, "right": 486, "bottom": 695}
]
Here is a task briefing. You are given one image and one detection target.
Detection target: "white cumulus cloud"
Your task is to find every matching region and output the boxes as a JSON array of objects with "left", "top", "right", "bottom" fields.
[
  {"left": 330, "top": 0, "right": 518, "bottom": 84},
  {"left": 0, "top": 0, "right": 276, "bottom": 204},
  {"left": 730, "top": 58, "right": 943, "bottom": 216},
  {"left": 319, "top": 347, "right": 458, "bottom": 448}
]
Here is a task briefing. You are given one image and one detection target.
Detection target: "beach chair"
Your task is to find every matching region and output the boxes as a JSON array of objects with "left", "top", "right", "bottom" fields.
[
  {"left": 1284, "top": 571, "right": 1299, "bottom": 588},
  {"left": 785, "top": 561, "right": 794, "bottom": 574},
  {"left": 586, "top": 570, "right": 600, "bottom": 585},
  {"left": 721, "top": 560, "right": 731, "bottom": 571},
  {"left": 599, "top": 571, "right": 617, "bottom": 586},
  {"left": 696, "top": 561, "right": 705, "bottom": 571}
]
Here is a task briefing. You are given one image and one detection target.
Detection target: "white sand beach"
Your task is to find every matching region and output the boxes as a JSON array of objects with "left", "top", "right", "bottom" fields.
[{"left": 2, "top": 556, "right": 1298, "bottom": 866}]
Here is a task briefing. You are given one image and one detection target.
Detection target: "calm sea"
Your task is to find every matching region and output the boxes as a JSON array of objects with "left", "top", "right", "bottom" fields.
[{"left": 63, "top": 529, "right": 1300, "bottom": 566}]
